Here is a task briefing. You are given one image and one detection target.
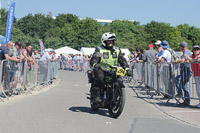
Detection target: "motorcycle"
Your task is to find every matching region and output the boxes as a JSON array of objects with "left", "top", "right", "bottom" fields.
[{"left": 88, "top": 65, "right": 126, "bottom": 118}]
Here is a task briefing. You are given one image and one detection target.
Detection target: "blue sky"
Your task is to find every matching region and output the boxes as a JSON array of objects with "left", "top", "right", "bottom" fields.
[{"left": 1, "top": 0, "right": 200, "bottom": 27}]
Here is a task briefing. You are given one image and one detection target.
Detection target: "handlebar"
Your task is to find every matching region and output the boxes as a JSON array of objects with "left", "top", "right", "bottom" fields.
[{"left": 100, "top": 64, "right": 126, "bottom": 77}]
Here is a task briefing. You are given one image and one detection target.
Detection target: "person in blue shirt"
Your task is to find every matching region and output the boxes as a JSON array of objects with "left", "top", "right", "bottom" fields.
[
  {"left": 0, "top": 41, "right": 20, "bottom": 62},
  {"left": 0, "top": 41, "right": 20, "bottom": 96},
  {"left": 172, "top": 42, "right": 192, "bottom": 106}
]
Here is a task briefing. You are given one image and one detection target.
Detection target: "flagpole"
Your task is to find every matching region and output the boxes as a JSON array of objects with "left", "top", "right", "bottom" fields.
[{"left": 0, "top": 0, "right": 1, "bottom": 18}]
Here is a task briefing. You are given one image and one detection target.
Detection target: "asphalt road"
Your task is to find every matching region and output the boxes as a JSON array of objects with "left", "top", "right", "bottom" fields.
[{"left": 0, "top": 70, "right": 199, "bottom": 133}]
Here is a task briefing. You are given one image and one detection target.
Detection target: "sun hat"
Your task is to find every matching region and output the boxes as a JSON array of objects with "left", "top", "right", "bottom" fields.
[
  {"left": 160, "top": 40, "right": 169, "bottom": 49},
  {"left": 193, "top": 45, "right": 200, "bottom": 49},
  {"left": 155, "top": 40, "right": 162, "bottom": 45}
]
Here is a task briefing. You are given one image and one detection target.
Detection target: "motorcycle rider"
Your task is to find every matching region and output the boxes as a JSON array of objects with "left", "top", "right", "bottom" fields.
[{"left": 90, "top": 32, "right": 132, "bottom": 103}]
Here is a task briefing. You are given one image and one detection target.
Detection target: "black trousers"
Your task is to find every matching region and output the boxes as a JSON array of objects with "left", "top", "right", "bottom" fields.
[{"left": 93, "top": 67, "right": 105, "bottom": 90}]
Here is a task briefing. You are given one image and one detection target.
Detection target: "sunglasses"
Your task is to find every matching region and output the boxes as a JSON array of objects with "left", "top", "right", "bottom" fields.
[
  {"left": 193, "top": 48, "right": 200, "bottom": 51},
  {"left": 161, "top": 43, "right": 168, "bottom": 46}
]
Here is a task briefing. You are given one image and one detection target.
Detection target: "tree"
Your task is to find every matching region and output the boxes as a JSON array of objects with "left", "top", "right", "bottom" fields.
[
  {"left": 109, "top": 20, "right": 137, "bottom": 49},
  {"left": 55, "top": 14, "right": 79, "bottom": 28},
  {"left": 144, "top": 21, "right": 173, "bottom": 43},
  {"left": 74, "top": 18, "right": 102, "bottom": 50},
  {"left": 177, "top": 24, "right": 200, "bottom": 47},
  {"left": 16, "top": 14, "right": 54, "bottom": 39}
]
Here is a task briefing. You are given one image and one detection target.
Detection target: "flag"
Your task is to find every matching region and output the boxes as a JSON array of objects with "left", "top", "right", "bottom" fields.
[
  {"left": 5, "top": 2, "right": 15, "bottom": 43},
  {"left": 39, "top": 40, "right": 44, "bottom": 54}
]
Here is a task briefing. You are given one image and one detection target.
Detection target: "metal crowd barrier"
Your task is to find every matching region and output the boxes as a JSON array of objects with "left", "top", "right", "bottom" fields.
[
  {"left": 133, "top": 62, "right": 200, "bottom": 105},
  {"left": 0, "top": 60, "right": 59, "bottom": 101},
  {"left": 131, "top": 63, "right": 143, "bottom": 85}
]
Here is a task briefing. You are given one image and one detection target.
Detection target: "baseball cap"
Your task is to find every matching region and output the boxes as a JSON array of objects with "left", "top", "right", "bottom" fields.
[
  {"left": 148, "top": 44, "right": 154, "bottom": 48},
  {"left": 155, "top": 40, "right": 162, "bottom": 45},
  {"left": 160, "top": 40, "right": 169, "bottom": 49},
  {"left": 178, "top": 42, "right": 188, "bottom": 47},
  {"left": 193, "top": 45, "right": 200, "bottom": 49}
]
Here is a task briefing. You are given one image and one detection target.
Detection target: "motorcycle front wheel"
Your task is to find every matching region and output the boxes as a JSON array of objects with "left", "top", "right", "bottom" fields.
[{"left": 108, "top": 85, "right": 125, "bottom": 118}]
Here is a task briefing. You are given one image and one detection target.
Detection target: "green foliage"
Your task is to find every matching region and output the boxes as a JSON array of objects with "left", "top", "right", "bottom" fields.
[
  {"left": 1, "top": 8, "right": 200, "bottom": 52},
  {"left": 55, "top": 14, "right": 79, "bottom": 28},
  {"left": 110, "top": 20, "right": 137, "bottom": 49}
]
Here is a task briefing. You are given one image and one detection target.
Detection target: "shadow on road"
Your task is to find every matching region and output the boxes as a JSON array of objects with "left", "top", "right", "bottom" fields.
[
  {"left": 69, "top": 106, "right": 109, "bottom": 117},
  {"left": 132, "top": 93, "right": 198, "bottom": 109}
]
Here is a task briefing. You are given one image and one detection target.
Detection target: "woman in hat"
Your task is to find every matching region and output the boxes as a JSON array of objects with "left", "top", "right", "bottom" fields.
[{"left": 184, "top": 45, "right": 200, "bottom": 108}]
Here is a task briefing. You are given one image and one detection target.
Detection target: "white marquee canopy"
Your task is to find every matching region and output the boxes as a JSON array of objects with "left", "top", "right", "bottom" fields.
[
  {"left": 80, "top": 47, "right": 95, "bottom": 55},
  {"left": 55, "top": 46, "right": 82, "bottom": 56}
]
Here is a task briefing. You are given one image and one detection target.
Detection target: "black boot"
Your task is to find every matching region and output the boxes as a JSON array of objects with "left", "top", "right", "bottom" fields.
[{"left": 93, "top": 87, "right": 102, "bottom": 104}]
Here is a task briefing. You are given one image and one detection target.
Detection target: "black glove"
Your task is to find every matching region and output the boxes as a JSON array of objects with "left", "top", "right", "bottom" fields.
[
  {"left": 94, "top": 63, "right": 101, "bottom": 69},
  {"left": 126, "top": 69, "right": 132, "bottom": 76}
]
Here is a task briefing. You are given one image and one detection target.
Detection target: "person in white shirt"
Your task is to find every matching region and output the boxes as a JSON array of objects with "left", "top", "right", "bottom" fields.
[
  {"left": 39, "top": 50, "right": 53, "bottom": 84},
  {"left": 155, "top": 40, "right": 172, "bottom": 99},
  {"left": 155, "top": 40, "right": 172, "bottom": 63}
]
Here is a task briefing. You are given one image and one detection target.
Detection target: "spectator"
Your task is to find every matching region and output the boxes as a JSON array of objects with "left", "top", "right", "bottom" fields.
[
  {"left": 59, "top": 54, "right": 63, "bottom": 70},
  {"left": 184, "top": 45, "right": 200, "bottom": 108},
  {"left": 77, "top": 54, "right": 80, "bottom": 72},
  {"left": 9, "top": 41, "right": 24, "bottom": 95},
  {"left": 155, "top": 40, "right": 163, "bottom": 61},
  {"left": 40, "top": 49, "right": 53, "bottom": 62},
  {"left": 172, "top": 42, "right": 192, "bottom": 106},
  {"left": 123, "top": 53, "right": 129, "bottom": 62},
  {"left": 50, "top": 50, "right": 56, "bottom": 80},
  {"left": 142, "top": 44, "right": 158, "bottom": 63},
  {"left": 129, "top": 52, "right": 136, "bottom": 63},
  {"left": 155, "top": 40, "right": 172, "bottom": 98},
  {"left": 134, "top": 48, "right": 143, "bottom": 63},
  {"left": 39, "top": 49, "right": 53, "bottom": 84},
  {"left": 155, "top": 41, "right": 172, "bottom": 63},
  {"left": 0, "top": 41, "right": 20, "bottom": 96},
  {"left": 79, "top": 54, "right": 84, "bottom": 72},
  {"left": 61, "top": 54, "right": 66, "bottom": 70},
  {"left": 68, "top": 54, "right": 73, "bottom": 70},
  {"left": 84, "top": 55, "right": 88, "bottom": 72},
  {"left": 34, "top": 50, "right": 41, "bottom": 61},
  {"left": 51, "top": 50, "right": 56, "bottom": 61},
  {"left": 129, "top": 52, "right": 136, "bottom": 74},
  {"left": 23, "top": 43, "right": 35, "bottom": 65},
  {"left": 73, "top": 54, "right": 78, "bottom": 71},
  {"left": 0, "top": 41, "right": 19, "bottom": 62},
  {"left": 154, "top": 40, "right": 163, "bottom": 92}
]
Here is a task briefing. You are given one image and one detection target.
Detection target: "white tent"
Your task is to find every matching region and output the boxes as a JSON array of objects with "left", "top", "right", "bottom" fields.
[
  {"left": 55, "top": 46, "right": 82, "bottom": 56},
  {"left": 44, "top": 48, "right": 53, "bottom": 52},
  {"left": 80, "top": 47, "right": 95, "bottom": 55},
  {"left": 121, "top": 48, "right": 130, "bottom": 61},
  {"left": 121, "top": 48, "right": 130, "bottom": 56}
]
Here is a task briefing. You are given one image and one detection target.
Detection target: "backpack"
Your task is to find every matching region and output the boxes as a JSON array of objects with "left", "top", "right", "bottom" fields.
[{"left": 167, "top": 48, "right": 179, "bottom": 62}]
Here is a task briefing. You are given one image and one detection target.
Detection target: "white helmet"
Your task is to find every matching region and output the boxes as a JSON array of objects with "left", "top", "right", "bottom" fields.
[{"left": 101, "top": 32, "right": 116, "bottom": 46}]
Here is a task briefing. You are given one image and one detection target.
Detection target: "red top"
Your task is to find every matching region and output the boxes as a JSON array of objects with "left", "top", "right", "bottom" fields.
[
  {"left": 191, "top": 54, "right": 200, "bottom": 76},
  {"left": 84, "top": 57, "right": 88, "bottom": 63}
]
